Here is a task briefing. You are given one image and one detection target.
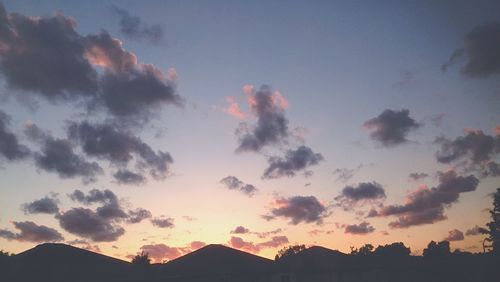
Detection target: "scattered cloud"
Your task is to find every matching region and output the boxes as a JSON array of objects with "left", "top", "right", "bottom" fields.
[
  {"left": 308, "top": 229, "right": 334, "bottom": 236},
  {"left": 230, "top": 226, "right": 250, "bottom": 234},
  {"left": 223, "top": 96, "right": 246, "bottom": 119},
  {"left": 0, "top": 110, "right": 31, "bottom": 161},
  {"left": 235, "top": 85, "right": 289, "bottom": 152},
  {"left": 409, "top": 172, "right": 429, "bottom": 181},
  {"left": 334, "top": 182, "right": 386, "bottom": 210},
  {"left": 263, "top": 146, "right": 324, "bottom": 179},
  {"left": 344, "top": 221, "right": 375, "bottom": 235},
  {"left": 229, "top": 226, "right": 282, "bottom": 239},
  {"left": 25, "top": 123, "right": 103, "bottom": 183},
  {"left": 444, "top": 229, "right": 464, "bottom": 241},
  {"left": 465, "top": 225, "right": 487, "bottom": 236},
  {"left": 113, "top": 169, "right": 146, "bottom": 185},
  {"left": 151, "top": 217, "right": 174, "bottom": 228},
  {"left": 229, "top": 235, "right": 289, "bottom": 254},
  {"left": 333, "top": 164, "right": 362, "bottom": 183},
  {"left": 0, "top": 221, "right": 63, "bottom": 242},
  {"left": 68, "top": 121, "right": 173, "bottom": 181},
  {"left": 364, "top": 109, "right": 421, "bottom": 147},
  {"left": 435, "top": 129, "right": 500, "bottom": 177},
  {"left": 219, "top": 176, "right": 257, "bottom": 196},
  {"left": 140, "top": 244, "right": 183, "bottom": 263},
  {"left": 376, "top": 170, "right": 479, "bottom": 228},
  {"left": 111, "top": 5, "right": 163, "bottom": 44},
  {"left": 127, "top": 208, "right": 152, "bottom": 224},
  {"left": 442, "top": 22, "right": 500, "bottom": 78},
  {"left": 264, "top": 195, "right": 328, "bottom": 225},
  {"left": 57, "top": 207, "right": 125, "bottom": 242},
  {"left": 138, "top": 241, "right": 207, "bottom": 263},
  {"left": 0, "top": 3, "right": 182, "bottom": 124},
  {"left": 22, "top": 195, "right": 59, "bottom": 215}
]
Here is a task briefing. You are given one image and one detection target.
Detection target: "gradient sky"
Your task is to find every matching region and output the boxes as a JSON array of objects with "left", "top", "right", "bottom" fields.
[{"left": 0, "top": 0, "right": 499, "bottom": 262}]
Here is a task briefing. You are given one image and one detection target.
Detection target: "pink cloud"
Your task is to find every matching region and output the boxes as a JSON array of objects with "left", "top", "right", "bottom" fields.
[{"left": 224, "top": 96, "right": 246, "bottom": 119}]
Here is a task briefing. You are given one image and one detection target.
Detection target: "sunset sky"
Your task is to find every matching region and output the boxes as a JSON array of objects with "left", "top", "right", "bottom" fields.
[{"left": 0, "top": 0, "right": 499, "bottom": 262}]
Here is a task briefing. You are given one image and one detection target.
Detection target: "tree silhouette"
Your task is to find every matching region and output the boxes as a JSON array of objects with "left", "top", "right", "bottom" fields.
[
  {"left": 373, "top": 242, "right": 411, "bottom": 258},
  {"left": 485, "top": 188, "right": 500, "bottom": 255},
  {"left": 275, "top": 244, "right": 306, "bottom": 261},
  {"left": 131, "top": 251, "right": 151, "bottom": 266},
  {"left": 423, "top": 240, "right": 450, "bottom": 258},
  {"left": 350, "top": 244, "right": 374, "bottom": 256}
]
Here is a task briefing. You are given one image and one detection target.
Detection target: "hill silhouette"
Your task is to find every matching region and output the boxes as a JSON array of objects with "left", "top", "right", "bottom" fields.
[
  {"left": 5, "top": 243, "right": 131, "bottom": 282},
  {"left": 1, "top": 242, "right": 499, "bottom": 282},
  {"left": 156, "top": 244, "right": 273, "bottom": 280}
]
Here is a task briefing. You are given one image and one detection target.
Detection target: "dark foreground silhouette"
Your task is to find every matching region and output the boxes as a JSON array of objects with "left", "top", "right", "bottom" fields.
[{"left": 0, "top": 243, "right": 498, "bottom": 282}]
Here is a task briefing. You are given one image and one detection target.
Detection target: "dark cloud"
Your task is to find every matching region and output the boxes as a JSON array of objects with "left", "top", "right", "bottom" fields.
[
  {"left": 444, "top": 229, "right": 464, "bottom": 241},
  {"left": 435, "top": 129, "right": 500, "bottom": 177},
  {"left": 442, "top": 22, "right": 500, "bottom": 78},
  {"left": 25, "top": 124, "right": 103, "bottom": 183},
  {"left": 335, "top": 182, "right": 386, "bottom": 209},
  {"left": 22, "top": 196, "right": 59, "bottom": 215},
  {"left": 151, "top": 217, "right": 174, "bottom": 228},
  {"left": 344, "top": 221, "right": 375, "bottom": 235},
  {"left": 265, "top": 195, "right": 328, "bottom": 225},
  {"left": 87, "top": 31, "right": 182, "bottom": 121},
  {"left": 0, "top": 229, "right": 16, "bottom": 240},
  {"left": 111, "top": 5, "right": 163, "bottom": 44},
  {"left": 376, "top": 170, "right": 479, "bottom": 228},
  {"left": 0, "top": 4, "right": 97, "bottom": 99},
  {"left": 263, "top": 145, "right": 324, "bottom": 179},
  {"left": 465, "top": 225, "right": 487, "bottom": 236},
  {"left": 364, "top": 109, "right": 421, "bottom": 147},
  {"left": 236, "top": 85, "right": 289, "bottom": 152},
  {"left": 69, "top": 188, "right": 128, "bottom": 220},
  {"left": 230, "top": 226, "right": 250, "bottom": 234},
  {"left": 127, "top": 208, "right": 152, "bottom": 224},
  {"left": 366, "top": 208, "right": 379, "bottom": 218},
  {"left": 69, "top": 189, "right": 119, "bottom": 206},
  {"left": 0, "top": 110, "right": 31, "bottom": 161},
  {"left": 114, "top": 169, "right": 146, "bottom": 185},
  {"left": 0, "top": 221, "right": 63, "bottom": 242},
  {"left": 409, "top": 172, "right": 429, "bottom": 181},
  {"left": 57, "top": 207, "right": 125, "bottom": 242},
  {"left": 219, "top": 176, "right": 257, "bottom": 196},
  {"left": 68, "top": 121, "right": 173, "bottom": 180},
  {"left": 0, "top": 4, "right": 181, "bottom": 123}
]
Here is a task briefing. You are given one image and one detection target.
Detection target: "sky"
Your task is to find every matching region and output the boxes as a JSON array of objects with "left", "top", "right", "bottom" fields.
[{"left": 0, "top": 0, "right": 499, "bottom": 262}]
